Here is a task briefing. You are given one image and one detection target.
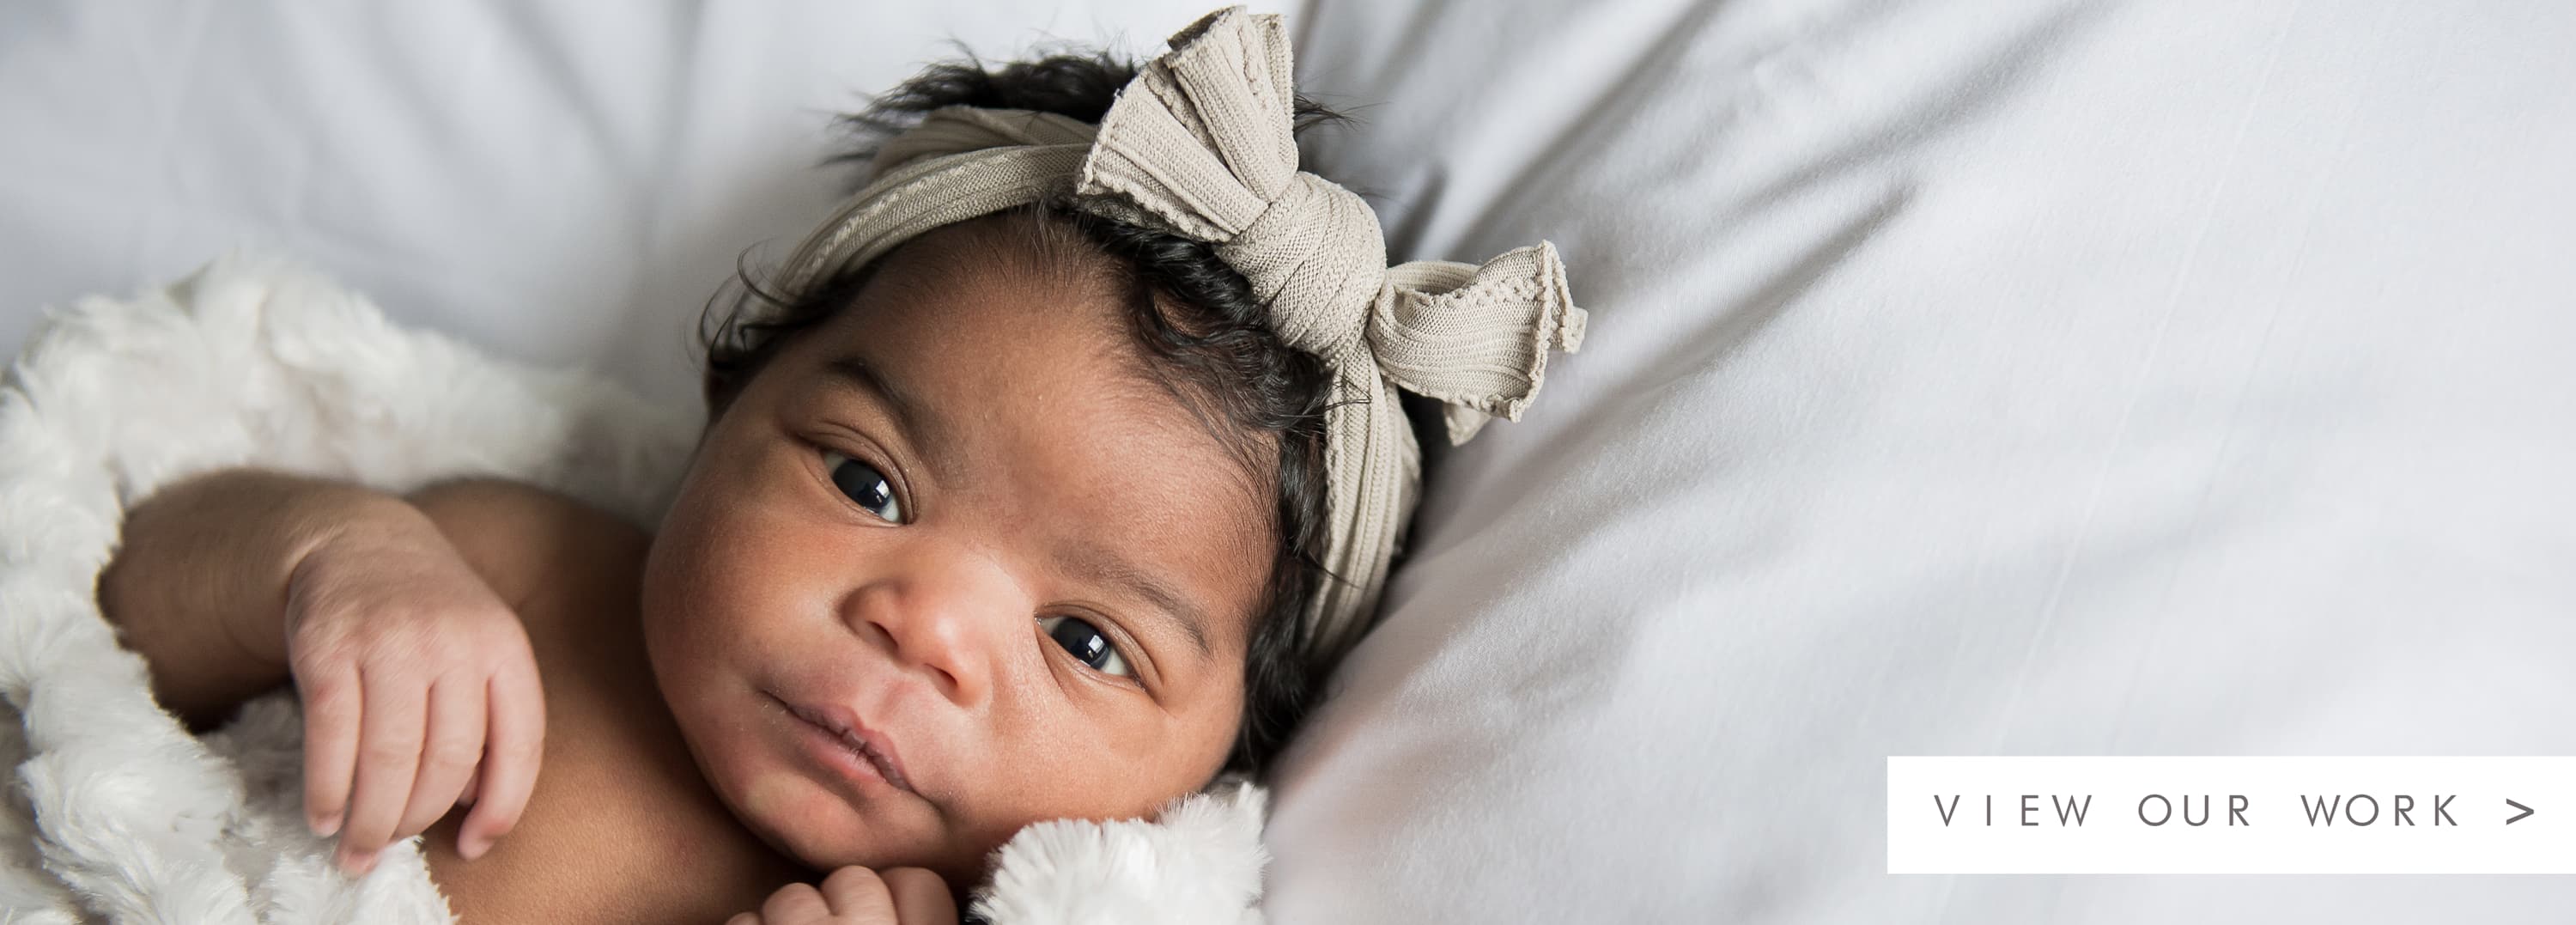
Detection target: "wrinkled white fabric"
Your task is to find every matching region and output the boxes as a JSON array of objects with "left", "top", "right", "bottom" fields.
[{"left": 1261, "top": 0, "right": 2576, "bottom": 922}]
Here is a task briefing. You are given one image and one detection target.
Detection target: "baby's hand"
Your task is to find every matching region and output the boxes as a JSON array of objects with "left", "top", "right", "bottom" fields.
[
  {"left": 726, "top": 867, "right": 957, "bottom": 925},
  {"left": 283, "top": 504, "right": 544, "bottom": 875}
]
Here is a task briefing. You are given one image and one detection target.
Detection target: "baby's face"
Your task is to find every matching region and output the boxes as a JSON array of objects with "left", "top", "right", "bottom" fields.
[{"left": 639, "top": 220, "right": 1271, "bottom": 889}]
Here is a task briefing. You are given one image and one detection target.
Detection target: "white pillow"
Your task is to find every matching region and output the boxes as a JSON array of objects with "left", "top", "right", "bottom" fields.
[{"left": 1269, "top": 0, "right": 2576, "bottom": 921}]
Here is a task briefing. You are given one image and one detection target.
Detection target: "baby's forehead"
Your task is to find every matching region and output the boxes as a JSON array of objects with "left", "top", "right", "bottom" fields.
[
  {"left": 823, "top": 215, "right": 1274, "bottom": 479},
  {"left": 821, "top": 260, "right": 1163, "bottom": 423},
  {"left": 861, "top": 212, "right": 1133, "bottom": 322}
]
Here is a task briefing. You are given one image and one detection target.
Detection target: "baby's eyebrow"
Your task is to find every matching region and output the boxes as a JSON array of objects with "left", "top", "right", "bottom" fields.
[
  {"left": 1060, "top": 545, "right": 1213, "bottom": 660},
  {"left": 819, "top": 355, "right": 935, "bottom": 449}
]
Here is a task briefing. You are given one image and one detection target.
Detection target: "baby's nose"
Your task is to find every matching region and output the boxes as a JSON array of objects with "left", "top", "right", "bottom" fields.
[{"left": 841, "top": 547, "right": 1024, "bottom": 707}]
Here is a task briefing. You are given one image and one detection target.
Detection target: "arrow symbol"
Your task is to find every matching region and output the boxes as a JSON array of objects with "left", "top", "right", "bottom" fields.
[{"left": 2507, "top": 800, "right": 2534, "bottom": 825}]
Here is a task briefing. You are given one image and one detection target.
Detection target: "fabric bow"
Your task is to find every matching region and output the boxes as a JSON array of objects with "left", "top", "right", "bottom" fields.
[{"left": 775, "top": 6, "right": 1587, "bottom": 665}]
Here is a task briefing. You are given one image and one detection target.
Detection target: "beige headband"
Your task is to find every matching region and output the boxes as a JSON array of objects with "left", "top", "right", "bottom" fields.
[{"left": 777, "top": 6, "right": 1585, "bottom": 666}]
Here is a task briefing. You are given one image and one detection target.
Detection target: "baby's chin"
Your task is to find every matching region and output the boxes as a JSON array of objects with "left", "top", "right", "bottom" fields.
[{"left": 719, "top": 752, "right": 988, "bottom": 885}]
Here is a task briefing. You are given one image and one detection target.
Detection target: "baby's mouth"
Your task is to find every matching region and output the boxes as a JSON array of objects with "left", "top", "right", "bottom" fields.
[{"left": 772, "top": 693, "right": 915, "bottom": 794}]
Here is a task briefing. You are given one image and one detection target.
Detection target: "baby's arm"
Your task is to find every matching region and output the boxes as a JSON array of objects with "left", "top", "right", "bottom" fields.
[
  {"left": 103, "top": 470, "right": 411, "bottom": 722},
  {"left": 99, "top": 468, "right": 547, "bottom": 873}
]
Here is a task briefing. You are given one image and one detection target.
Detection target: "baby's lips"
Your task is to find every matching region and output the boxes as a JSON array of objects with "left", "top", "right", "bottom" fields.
[{"left": 771, "top": 687, "right": 923, "bottom": 795}]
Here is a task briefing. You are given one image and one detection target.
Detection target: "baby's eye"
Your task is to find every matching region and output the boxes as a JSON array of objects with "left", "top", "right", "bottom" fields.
[
  {"left": 1038, "top": 615, "right": 1133, "bottom": 679},
  {"left": 823, "top": 450, "right": 903, "bottom": 523}
]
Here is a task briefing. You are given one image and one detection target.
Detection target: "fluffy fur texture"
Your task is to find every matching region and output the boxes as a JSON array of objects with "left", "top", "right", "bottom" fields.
[{"left": 0, "top": 256, "right": 1269, "bottom": 923}]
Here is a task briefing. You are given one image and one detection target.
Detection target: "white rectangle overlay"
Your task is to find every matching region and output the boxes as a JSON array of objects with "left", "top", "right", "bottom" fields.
[{"left": 1887, "top": 757, "right": 2576, "bottom": 873}]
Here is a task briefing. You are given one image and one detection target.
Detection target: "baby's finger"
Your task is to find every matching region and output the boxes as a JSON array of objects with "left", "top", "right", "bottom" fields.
[
  {"left": 337, "top": 675, "right": 427, "bottom": 873},
  {"left": 457, "top": 764, "right": 481, "bottom": 808},
  {"left": 820, "top": 866, "right": 895, "bottom": 920},
  {"left": 878, "top": 867, "right": 958, "bottom": 925},
  {"left": 761, "top": 882, "right": 830, "bottom": 923},
  {"left": 298, "top": 662, "right": 361, "bottom": 837},
  {"left": 396, "top": 677, "right": 483, "bottom": 842},
  {"left": 459, "top": 665, "right": 544, "bottom": 859}
]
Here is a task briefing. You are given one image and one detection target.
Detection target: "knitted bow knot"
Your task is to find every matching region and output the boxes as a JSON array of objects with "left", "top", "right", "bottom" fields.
[
  {"left": 777, "top": 6, "right": 1585, "bottom": 664},
  {"left": 1074, "top": 10, "right": 1583, "bottom": 442},
  {"left": 1074, "top": 15, "right": 1385, "bottom": 360}
]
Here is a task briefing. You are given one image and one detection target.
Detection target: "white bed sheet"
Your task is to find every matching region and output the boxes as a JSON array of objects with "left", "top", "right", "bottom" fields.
[{"left": 1267, "top": 0, "right": 2576, "bottom": 922}]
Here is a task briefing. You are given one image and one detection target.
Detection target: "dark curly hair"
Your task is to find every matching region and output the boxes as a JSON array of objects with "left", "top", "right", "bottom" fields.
[{"left": 696, "top": 50, "right": 1350, "bottom": 776}]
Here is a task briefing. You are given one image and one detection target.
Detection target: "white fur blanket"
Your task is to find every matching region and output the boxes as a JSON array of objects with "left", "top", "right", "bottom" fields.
[{"left": 0, "top": 257, "right": 1268, "bottom": 923}]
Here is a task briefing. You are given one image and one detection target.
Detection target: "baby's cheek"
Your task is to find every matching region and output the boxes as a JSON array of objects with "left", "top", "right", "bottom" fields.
[
  {"left": 741, "top": 772, "right": 798, "bottom": 823},
  {"left": 737, "top": 770, "right": 859, "bottom": 831}
]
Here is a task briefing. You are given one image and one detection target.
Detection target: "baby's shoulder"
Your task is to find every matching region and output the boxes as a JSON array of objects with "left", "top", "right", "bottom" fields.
[{"left": 407, "top": 478, "right": 649, "bottom": 625}]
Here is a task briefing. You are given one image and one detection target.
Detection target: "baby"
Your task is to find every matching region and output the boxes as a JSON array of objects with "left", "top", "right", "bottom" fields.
[{"left": 95, "top": 8, "right": 1580, "bottom": 923}]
